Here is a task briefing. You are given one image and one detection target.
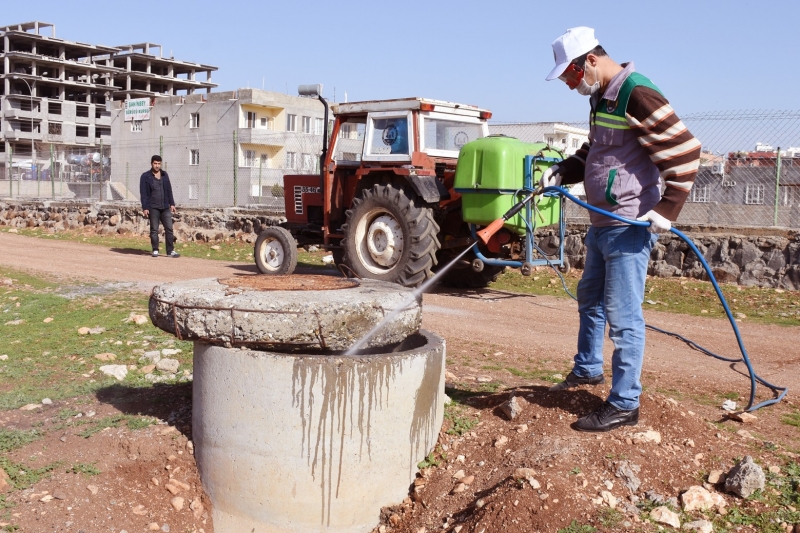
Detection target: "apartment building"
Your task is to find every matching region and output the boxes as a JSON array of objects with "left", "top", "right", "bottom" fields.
[
  {"left": 488, "top": 122, "right": 589, "bottom": 155},
  {"left": 110, "top": 89, "right": 327, "bottom": 207},
  {"left": 0, "top": 21, "right": 216, "bottom": 191}
]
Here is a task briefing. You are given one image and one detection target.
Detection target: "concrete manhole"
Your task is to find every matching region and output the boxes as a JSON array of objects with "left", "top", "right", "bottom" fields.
[{"left": 149, "top": 275, "right": 421, "bottom": 351}]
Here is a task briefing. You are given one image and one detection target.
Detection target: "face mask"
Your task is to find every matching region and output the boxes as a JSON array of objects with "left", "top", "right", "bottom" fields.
[{"left": 575, "top": 63, "right": 600, "bottom": 96}]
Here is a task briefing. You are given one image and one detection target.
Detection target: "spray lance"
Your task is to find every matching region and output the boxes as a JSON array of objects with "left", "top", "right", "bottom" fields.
[{"left": 476, "top": 186, "right": 542, "bottom": 245}]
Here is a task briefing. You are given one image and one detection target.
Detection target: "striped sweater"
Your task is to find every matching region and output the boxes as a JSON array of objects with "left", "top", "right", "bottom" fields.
[{"left": 561, "top": 83, "right": 701, "bottom": 222}]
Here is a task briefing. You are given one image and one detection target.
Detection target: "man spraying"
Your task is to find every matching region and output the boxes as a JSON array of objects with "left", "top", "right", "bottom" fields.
[{"left": 542, "top": 27, "right": 701, "bottom": 432}]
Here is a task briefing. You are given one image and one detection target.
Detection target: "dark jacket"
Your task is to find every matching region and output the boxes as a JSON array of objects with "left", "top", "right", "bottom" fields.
[{"left": 140, "top": 169, "right": 175, "bottom": 210}]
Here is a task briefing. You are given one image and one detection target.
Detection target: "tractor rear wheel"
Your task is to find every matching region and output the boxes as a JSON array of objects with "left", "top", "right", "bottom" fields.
[{"left": 341, "top": 183, "right": 440, "bottom": 288}]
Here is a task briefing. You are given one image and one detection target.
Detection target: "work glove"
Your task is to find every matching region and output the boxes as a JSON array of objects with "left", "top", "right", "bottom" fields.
[
  {"left": 636, "top": 210, "right": 671, "bottom": 234},
  {"left": 540, "top": 164, "right": 563, "bottom": 189}
]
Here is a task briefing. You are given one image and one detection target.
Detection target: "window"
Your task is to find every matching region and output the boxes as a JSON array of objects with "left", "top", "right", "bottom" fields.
[
  {"left": 342, "top": 152, "right": 361, "bottom": 161},
  {"left": 190, "top": 149, "right": 200, "bottom": 166},
  {"left": 161, "top": 117, "right": 169, "bottom": 127},
  {"left": 95, "top": 127, "right": 110, "bottom": 138},
  {"left": 302, "top": 116, "right": 311, "bottom": 134},
  {"left": 243, "top": 149, "right": 256, "bottom": 167},
  {"left": 131, "top": 120, "right": 142, "bottom": 132},
  {"left": 48, "top": 123, "right": 62, "bottom": 135},
  {"left": 745, "top": 184, "right": 765, "bottom": 205},
  {"left": 547, "top": 137, "right": 554, "bottom": 145},
  {"left": 76, "top": 125, "right": 89, "bottom": 137},
  {"left": 246, "top": 111, "right": 257, "bottom": 128},
  {"left": 572, "top": 138, "right": 580, "bottom": 149},
  {"left": 189, "top": 183, "right": 199, "bottom": 200},
  {"left": 689, "top": 184, "right": 710, "bottom": 203},
  {"left": 301, "top": 153, "right": 314, "bottom": 170},
  {"left": 48, "top": 102, "right": 61, "bottom": 115},
  {"left": 285, "top": 151, "right": 297, "bottom": 169},
  {"left": 314, "top": 118, "right": 324, "bottom": 135},
  {"left": 286, "top": 114, "right": 297, "bottom": 132},
  {"left": 260, "top": 154, "right": 268, "bottom": 168},
  {"left": 190, "top": 112, "right": 200, "bottom": 129},
  {"left": 260, "top": 117, "right": 270, "bottom": 129},
  {"left": 76, "top": 105, "right": 89, "bottom": 118},
  {"left": 780, "top": 185, "right": 800, "bottom": 206}
]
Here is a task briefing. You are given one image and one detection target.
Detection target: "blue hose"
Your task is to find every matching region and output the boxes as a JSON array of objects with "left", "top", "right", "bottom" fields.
[{"left": 541, "top": 185, "right": 788, "bottom": 411}]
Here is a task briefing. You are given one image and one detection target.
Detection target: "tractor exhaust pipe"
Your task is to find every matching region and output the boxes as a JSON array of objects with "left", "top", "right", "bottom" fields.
[{"left": 298, "top": 84, "right": 328, "bottom": 190}]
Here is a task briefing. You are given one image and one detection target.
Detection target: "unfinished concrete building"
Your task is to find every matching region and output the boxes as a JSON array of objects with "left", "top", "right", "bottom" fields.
[{"left": 0, "top": 21, "right": 217, "bottom": 199}]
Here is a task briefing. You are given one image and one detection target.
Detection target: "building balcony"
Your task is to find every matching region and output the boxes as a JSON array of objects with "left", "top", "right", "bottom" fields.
[
  {"left": 75, "top": 115, "right": 91, "bottom": 125},
  {"left": 237, "top": 129, "right": 294, "bottom": 147},
  {"left": 95, "top": 114, "right": 112, "bottom": 126},
  {"left": 45, "top": 134, "right": 63, "bottom": 143},
  {"left": 3, "top": 108, "right": 42, "bottom": 120},
  {"left": 1, "top": 130, "right": 43, "bottom": 141}
]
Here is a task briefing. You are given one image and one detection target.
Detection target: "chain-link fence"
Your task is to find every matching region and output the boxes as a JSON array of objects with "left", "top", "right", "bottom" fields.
[
  {"left": 2, "top": 109, "right": 799, "bottom": 228},
  {"left": 492, "top": 110, "right": 800, "bottom": 228}
]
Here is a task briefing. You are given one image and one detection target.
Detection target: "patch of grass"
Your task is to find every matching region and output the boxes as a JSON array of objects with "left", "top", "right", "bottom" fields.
[
  {"left": 719, "top": 391, "right": 740, "bottom": 400},
  {"left": 0, "top": 429, "right": 41, "bottom": 453},
  {"left": 477, "top": 382, "right": 502, "bottom": 393},
  {"left": 444, "top": 404, "right": 479, "bottom": 436},
  {"left": 490, "top": 269, "right": 800, "bottom": 327},
  {"left": 598, "top": 507, "right": 624, "bottom": 528},
  {"left": 569, "top": 467, "right": 582, "bottom": 475},
  {"left": 781, "top": 411, "right": 800, "bottom": 428},
  {"left": 557, "top": 520, "right": 596, "bottom": 533},
  {"left": 78, "top": 414, "right": 126, "bottom": 438},
  {"left": 0, "top": 457, "right": 61, "bottom": 490},
  {"left": 417, "top": 452, "right": 440, "bottom": 469},
  {"left": 56, "top": 408, "right": 82, "bottom": 420},
  {"left": 0, "top": 266, "right": 192, "bottom": 409},
  {"left": 127, "top": 416, "right": 157, "bottom": 430},
  {"left": 68, "top": 462, "right": 100, "bottom": 476},
  {"left": 7, "top": 228, "right": 334, "bottom": 270}
]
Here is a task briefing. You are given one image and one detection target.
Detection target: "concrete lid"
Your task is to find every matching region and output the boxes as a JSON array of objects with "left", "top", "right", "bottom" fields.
[{"left": 149, "top": 276, "right": 421, "bottom": 351}]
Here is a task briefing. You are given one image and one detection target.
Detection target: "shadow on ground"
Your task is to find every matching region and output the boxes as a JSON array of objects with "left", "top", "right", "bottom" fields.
[{"left": 96, "top": 382, "right": 193, "bottom": 440}]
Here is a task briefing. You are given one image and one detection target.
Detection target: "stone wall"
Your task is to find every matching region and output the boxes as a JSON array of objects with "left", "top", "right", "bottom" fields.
[
  {"left": 1, "top": 199, "right": 798, "bottom": 289},
  {"left": 0, "top": 200, "right": 284, "bottom": 244},
  {"left": 540, "top": 226, "right": 800, "bottom": 290}
]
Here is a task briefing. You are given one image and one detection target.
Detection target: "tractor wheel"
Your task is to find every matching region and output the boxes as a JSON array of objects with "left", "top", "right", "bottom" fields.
[
  {"left": 254, "top": 227, "right": 298, "bottom": 275},
  {"left": 341, "top": 183, "right": 440, "bottom": 288}
]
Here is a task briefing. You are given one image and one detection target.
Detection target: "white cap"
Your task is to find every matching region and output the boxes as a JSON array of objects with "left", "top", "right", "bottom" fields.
[{"left": 545, "top": 26, "right": 600, "bottom": 81}]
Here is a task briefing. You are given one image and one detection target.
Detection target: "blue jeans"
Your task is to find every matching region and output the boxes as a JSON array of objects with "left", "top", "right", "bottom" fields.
[
  {"left": 149, "top": 207, "right": 175, "bottom": 254},
  {"left": 573, "top": 225, "right": 657, "bottom": 410}
]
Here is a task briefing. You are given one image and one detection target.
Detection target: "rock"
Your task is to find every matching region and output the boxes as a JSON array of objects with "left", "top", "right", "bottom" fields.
[
  {"left": 451, "top": 483, "right": 466, "bottom": 494},
  {"left": 19, "top": 403, "right": 41, "bottom": 411},
  {"left": 445, "top": 371, "right": 457, "bottom": 382},
  {"left": 172, "top": 480, "right": 190, "bottom": 491},
  {"left": 707, "top": 470, "right": 725, "bottom": 484},
  {"left": 601, "top": 490, "right": 617, "bottom": 509},
  {"left": 94, "top": 352, "right": 116, "bottom": 361},
  {"left": 769, "top": 466, "right": 781, "bottom": 474},
  {"left": 631, "top": 430, "right": 661, "bottom": 444},
  {"left": 0, "top": 355, "right": 7, "bottom": 361},
  {"left": 132, "top": 504, "right": 147, "bottom": 515},
  {"left": 156, "top": 358, "right": 180, "bottom": 373},
  {"left": 140, "top": 350, "right": 162, "bottom": 364},
  {"left": 461, "top": 475, "right": 475, "bottom": 485},
  {"left": 322, "top": 254, "right": 334, "bottom": 265},
  {"left": 721, "top": 399, "right": 737, "bottom": 411},
  {"left": 443, "top": 394, "right": 452, "bottom": 405},
  {"left": 190, "top": 497, "right": 204, "bottom": 519},
  {"left": 52, "top": 489, "right": 66, "bottom": 500},
  {"left": 615, "top": 461, "right": 642, "bottom": 493},
  {"left": 453, "top": 470, "right": 465, "bottom": 480},
  {"left": 730, "top": 411, "right": 758, "bottom": 424},
  {"left": 148, "top": 523, "right": 160, "bottom": 531},
  {"left": 125, "top": 313, "right": 149, "bottom": 325},
  {"left": 99, "top": 364, "right": 128, "bottom": 381},
  {"left": 681, "top": 485, "right": 715, "bottom": 511},
  {"left": 514, "top": 424, "right": 528, "bottom": 433},
  {"left": 41, "top": 398, "right": 52, "bottom": 405},
  {"left": 456, "top": 455, "right": 465, "bottom": 463},
  {"left": 166, "top": 483, "right": 180, "bottom": 495},
  {"left": 725, "top": 456, "right": 765, "bottom": 498},
  {"left": 0, "top": 468, "right": 10, "bottom": 493},
  {"left": 683, "top": 519, "right": 713, "bottom": 532},
  {"left": 87, "top": 484, "right": 99, "bottom": 495},
  {"left": 161, "top": 348, "right": 182, "bottom": 356},
  {"left": 494, "top": 435, "right": 508, "bottom": 448},
  {"left": 1, "top": 278, "right": 12, "bottom": 285},
  {"left": 4, "top": 319, "right": 24, "bottom": 326},
  {"left": 499, "top": 396, "right": 523, "bottom": 420},
  {"left": 88, "top": 327, "right": 105, "bottom": 335},
  {"left": 78, "top": 327, "right": 91, "bottom": 335},
  {"left": 389, "top": 514, "right": 401, "bottom": 526},
  {"left": 140, "top": 365, "right": 156, "bottom": 374},
  {"left": 170, "top": 496, "right": 184, "bottom": 511},
  {"left": 186, "top": 441, "right": 194, "bottom": 455},
  {"left": 40, "top": 494, "right": 54, "bottom": 502},
  {"left": 43, "top": 317, "right": 53, "bottom": 323},
  {"left": 650, "top": 506, "right": 681, "bottom": 528},
  {"left": 736, "top": 429, "right": 754, "bottom": 439}
]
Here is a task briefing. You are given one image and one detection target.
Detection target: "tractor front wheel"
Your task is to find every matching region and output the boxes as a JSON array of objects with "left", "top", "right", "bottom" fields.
[
  {"left": 341, "top": 183, "right": 440, "bottom": 288},
  {"left": 254, "top": 227, "right": 298, "bottom": 275}
]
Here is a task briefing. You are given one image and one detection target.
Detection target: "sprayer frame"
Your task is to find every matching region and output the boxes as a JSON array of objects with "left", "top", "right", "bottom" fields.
[{"left": 470, "top": 154, "right": 568, "bottom": 271}]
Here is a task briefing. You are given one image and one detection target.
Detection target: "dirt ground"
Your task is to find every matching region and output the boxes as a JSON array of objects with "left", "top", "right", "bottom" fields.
[{"left": 1, "top": 231, "right": 799, "bottom": 532}]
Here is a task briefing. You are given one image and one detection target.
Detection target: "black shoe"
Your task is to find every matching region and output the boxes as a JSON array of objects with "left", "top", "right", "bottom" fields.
[
  {"left": 548, "top": 371, "right": 605, "bottom": 392},
  {"left": 572, "top": 401, "right": 639, "bottom": 432},
  {"left": 168, "top": 251, "right": 180, "bottom": 258}
]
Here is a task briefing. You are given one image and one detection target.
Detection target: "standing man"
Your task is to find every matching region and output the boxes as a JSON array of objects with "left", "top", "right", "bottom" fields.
[
  {"left": 140, "top": 155, "right": 180, "bottom": 258},
  {"left": 542, "top": 27, "right": 700, "bottom": 432}
]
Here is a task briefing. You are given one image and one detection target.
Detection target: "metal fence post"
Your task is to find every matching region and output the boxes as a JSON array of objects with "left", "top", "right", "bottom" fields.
[
  {"left": 258, "top": 157, "right": 262, "bottom": 202},
  {"left": 233, "top": 130, "right": 238, "bottom": 207},
  {"left": 206, "top": 161, "right": 210, "bottom": 206},
  {"left": 50, "top": 144, "right": 55, "bottom": 199},
  {"left": 8, "top": 146, "right": 12, "bottom": 198},
  {"left": 159, "top": 135, "right": 164, "bottom": 158},
  {"left": 774, "top": 147, "right": 782, "bottom": 227},
  {"left": 126, "top": 162, "right": 129, "bottom": 201},
  {"left": 36, "top": 142, "right": 40, "bottom": 198}
]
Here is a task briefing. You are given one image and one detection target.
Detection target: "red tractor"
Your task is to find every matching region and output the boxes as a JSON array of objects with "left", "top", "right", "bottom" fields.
[{"left": 254, "top": 85, "right": 503, "bottom": 288}]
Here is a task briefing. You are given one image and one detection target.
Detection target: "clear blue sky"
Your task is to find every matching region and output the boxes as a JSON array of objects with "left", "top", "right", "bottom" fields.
[{"left": 4, "top": 0, "right": 795, "bottom": 122}]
